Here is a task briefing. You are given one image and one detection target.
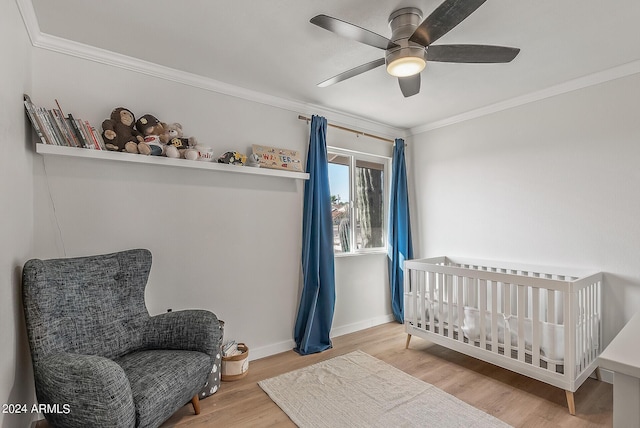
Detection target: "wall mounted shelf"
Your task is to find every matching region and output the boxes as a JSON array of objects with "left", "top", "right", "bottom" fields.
[{"left": 35, "top": 144, "right": 310, "bottom": 180}]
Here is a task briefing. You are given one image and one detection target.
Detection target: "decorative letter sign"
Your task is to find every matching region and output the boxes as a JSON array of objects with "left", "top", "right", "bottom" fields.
[{"left": 252, "top": 144, "right": 303, "bottom": 172}]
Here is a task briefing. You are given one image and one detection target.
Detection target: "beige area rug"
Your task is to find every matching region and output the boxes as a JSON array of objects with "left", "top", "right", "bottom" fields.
[{"left": 259, "top": 350, "right": 512, "bottom": 428}]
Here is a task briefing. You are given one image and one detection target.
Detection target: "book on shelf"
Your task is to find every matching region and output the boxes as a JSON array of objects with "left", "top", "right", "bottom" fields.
[
  {"left": 87, "top": 122, "right": 106, "bottom": 150},
  {"left": 55, "top": 100, "right": 80, "bottom": 148},
  {"left": 39, "top": 108, "right": 64, "bottom": 146},
  {"left": 23, "top": 95, "right": 102, "bottom": 150},
  {"left": 68, "top": 114, "right": 90, "bottom": 148},
  {"left": 51, "top": 109, "right": 76, "bottom": 147},
  {"left": 23, "top": 94, "right": 49, "bottom": 145}
]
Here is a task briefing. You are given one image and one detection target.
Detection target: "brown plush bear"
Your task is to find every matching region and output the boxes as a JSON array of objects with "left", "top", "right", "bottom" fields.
[
  {"left": 101, "top": 107, "right": 144, "bottom": 152},
  {"left": 134, "top": 114, "right": 168, "bottom": 156}
]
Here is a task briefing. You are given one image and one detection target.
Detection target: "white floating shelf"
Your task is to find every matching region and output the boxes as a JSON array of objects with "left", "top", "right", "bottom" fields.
[{"left": 36, "top": 144, "right": 309, "bottom": 180}]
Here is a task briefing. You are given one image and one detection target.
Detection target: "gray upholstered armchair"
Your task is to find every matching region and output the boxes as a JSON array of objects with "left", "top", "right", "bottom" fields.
[{"left": 22, "top": 249, "right": 222, "bottom": 428}]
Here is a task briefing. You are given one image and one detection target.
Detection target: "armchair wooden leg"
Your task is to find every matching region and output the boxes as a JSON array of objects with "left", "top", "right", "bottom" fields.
[
  {"left": 191, "top": 395, "right": 201, "bottom": 415},
  {"left": 405, "top": 334, "right": 412, "bottom": 349}
]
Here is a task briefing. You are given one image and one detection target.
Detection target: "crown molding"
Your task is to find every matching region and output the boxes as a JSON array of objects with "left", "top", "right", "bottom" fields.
[
  {"left": 15, "top": 0, "right": 405, "bottom": 141},
  {"left": 410, "top": 59, "right": 640, "bottom": 136}
]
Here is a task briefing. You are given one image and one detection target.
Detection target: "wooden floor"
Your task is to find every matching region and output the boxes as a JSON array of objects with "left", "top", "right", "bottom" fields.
[{"left": 163, "top": 322, "right": 612, "bottom": 428}]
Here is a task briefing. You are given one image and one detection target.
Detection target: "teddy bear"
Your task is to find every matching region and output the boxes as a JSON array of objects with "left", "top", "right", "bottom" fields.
[
  {"left": 163, "top": 123, "right": 198, "bottom": 159},
  {"left": 101, "top": 107, "right": 144, "bottom": 152},
  {"left": 134, "top": 114, "right": 168, "bottom": 156}
]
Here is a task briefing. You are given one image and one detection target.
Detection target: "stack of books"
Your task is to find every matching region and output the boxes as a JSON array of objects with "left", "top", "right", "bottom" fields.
[{"left": 23, "top": 94, "right": 106, "bottom": 150}]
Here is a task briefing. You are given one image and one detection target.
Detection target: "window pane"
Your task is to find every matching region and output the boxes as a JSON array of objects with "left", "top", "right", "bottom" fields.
[
  {"left": 328, "top": 157, "right": 350, "bottom": 253},
  {"left": 355, "top": 160, "right": 384, "bottom": 249}
]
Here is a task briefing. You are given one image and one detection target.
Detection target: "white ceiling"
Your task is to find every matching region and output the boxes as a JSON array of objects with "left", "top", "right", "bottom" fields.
[{"left": 28, "top": 0, "right": 640, "bottom": 131}]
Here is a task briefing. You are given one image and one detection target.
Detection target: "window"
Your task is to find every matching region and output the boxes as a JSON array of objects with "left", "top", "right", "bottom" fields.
[{"left": 328, "top": 148, "right": 389, "bottom": 255}]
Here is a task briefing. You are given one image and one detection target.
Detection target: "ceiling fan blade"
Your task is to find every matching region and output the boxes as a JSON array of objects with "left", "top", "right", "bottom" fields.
[
  {"left": 318, "top": 58, "right": 386, "bottom": 87},
  {"left": 427, "top": 44, "right": 520, "bottom": 63},
  {"left": 398, "top": 74, "right": 421, "bottom": 98},
  {"left": 310, "top": 15, "right": 398, "bottom": 50},
  {"left": 409, "top": 0, "right": 487, "bottom": 47}
]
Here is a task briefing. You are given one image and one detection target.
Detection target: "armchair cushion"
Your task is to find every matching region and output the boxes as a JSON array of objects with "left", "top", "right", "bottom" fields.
[{"left": 115, "top": 350, "right": 211, "bottom": 428}]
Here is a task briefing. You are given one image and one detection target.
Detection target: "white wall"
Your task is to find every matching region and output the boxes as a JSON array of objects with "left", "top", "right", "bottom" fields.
[
  {"left": 0, "top": 0, "right": 36, "bottom": 426},
  {"left": 28, "top": 47, "right": 395, "bottom": 361},
  {"left": 410, "top": 73, "right": 640, "bottom": 345}
]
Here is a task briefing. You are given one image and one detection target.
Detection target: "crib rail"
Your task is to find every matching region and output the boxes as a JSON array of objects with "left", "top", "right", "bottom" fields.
[{"left": 404, "top": 257, "right": 602, "bottom": 392}]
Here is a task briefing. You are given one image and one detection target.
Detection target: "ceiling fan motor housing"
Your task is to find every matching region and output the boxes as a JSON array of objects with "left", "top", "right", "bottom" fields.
[{"left": 385, "top": 7, "right": 427, "bottom": 73}]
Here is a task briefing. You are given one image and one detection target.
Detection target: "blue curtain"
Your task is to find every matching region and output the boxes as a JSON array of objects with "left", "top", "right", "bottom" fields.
[
  {"left": 388, "top": 138, "right": 413, "bottom": 323},
  {"left": 294, "top": 115, "right": 336, "bottom": 355}
]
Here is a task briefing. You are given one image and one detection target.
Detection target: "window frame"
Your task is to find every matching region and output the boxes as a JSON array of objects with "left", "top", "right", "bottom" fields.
[{"left": 327, "top": 146, "right": 391, "bottom": 257}]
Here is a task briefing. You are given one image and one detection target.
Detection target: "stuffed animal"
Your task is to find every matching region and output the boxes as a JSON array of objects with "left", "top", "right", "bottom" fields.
[
  {"left": 164, "top": 123, "right": 198, "bottom": 159},
  {"left": 246, "top": 153, "right": 260, "bottom": 167},
  {"left": 217, "top": 151, "right": 247, "bottom": 165},
  {"left": 134, "top": 114, "right": 168, "bottom": 156},
  {"left": 101, "top": 107, "right": 144, "bottom": 152}
]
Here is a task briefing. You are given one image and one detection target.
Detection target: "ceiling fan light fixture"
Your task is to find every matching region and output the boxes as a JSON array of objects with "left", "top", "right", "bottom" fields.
[
  {"left": 386, "top": 56, "right": 426, "bottom": 77},
  {"left": 385, "top": 44, "right": 427, "bottom": 77}
]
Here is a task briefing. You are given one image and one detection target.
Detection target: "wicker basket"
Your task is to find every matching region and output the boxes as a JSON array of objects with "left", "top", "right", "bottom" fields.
[{"left": 221, "top": 343, "right": 249, "bottom": 381}]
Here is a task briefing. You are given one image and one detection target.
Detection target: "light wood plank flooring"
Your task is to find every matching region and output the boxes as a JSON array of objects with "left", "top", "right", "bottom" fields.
[{"left": 163, "top": 322, "right": 612, "bottom": 427}]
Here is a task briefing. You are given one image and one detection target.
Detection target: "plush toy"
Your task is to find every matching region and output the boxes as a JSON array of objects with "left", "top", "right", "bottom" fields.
[
  {"left": 101, "top": 107, "right": 144, "bottom": 152},
  {"left": 246, "top": 153, "right": 260, "bottom": 167},
  {"left": 164, "top": 123, "right": 198, "bottom": 159},
  {"left": 217, "top": 151, "right": 247, "bottom": 165},
  {"left": 134, "top": 114, "right": 168, "bottom": 156}
]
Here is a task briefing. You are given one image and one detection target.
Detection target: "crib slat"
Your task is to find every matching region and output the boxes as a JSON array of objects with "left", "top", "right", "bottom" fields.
[
  {"left": 581, "top": 288, "right": 587, "bottom": 372},
  {"left": 457, "top": 276, "right": 464, "bottom": 343},
  {"left": 517, "top": 284, "right": 526, "bottom": 362},
  {"left": 590, "top": 282, "right": 596, "bottom": 361},
  {"left": 447, "top": 274, "right": 454, "bottom": 339},
  {"left": 583, "top": 287, "right": 589, "bottom": 370},
  {"left": 438, "top": 273, "right": 444, "bottom": 335},
  {"left": 479, "top": 279, "right": 487, "bottom": 350},
  {"left": 491, "top": 281, "right": 499, "bottom": 354},
  {"left": 564, "top": 284, "right": 575, "bottom": 381},
  {"left": 532, "top": 287, "right": 541, "bottom": 367},
  {"left": 428, "top": 271, "right": 435, "bottom": 331},
  {"left": 411, "top": 269, "right": 418, "bottom": 326},
  {"left": 587, "top": 284, "right": 595, "bottom": 362},
  {"left": 413, "top": 272, "right": 428, "bottom": 329}
]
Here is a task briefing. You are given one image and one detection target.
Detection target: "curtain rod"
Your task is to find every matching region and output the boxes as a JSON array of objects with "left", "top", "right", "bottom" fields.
[{"left": 297, "top": 115, "right": 395, "bottom": 144}]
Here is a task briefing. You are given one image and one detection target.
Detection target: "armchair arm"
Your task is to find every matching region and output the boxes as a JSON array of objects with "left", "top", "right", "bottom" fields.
[
  {"left": 34, "top": 353, "right": 135, "bottom": 428},
  {"left": 143, "top": 309, "right": 221, "bottom": 357}
]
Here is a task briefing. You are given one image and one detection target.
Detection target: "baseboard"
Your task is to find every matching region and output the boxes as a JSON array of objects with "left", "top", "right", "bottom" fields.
[
  {"left": 246, "top": 315, "right": 395, "bottom": 361},
  {"left": 248, "top": 339, "right": 296, "bottom": 362},
  {"left": 330, "top": 314, "right": 396, "bottom": 339}
]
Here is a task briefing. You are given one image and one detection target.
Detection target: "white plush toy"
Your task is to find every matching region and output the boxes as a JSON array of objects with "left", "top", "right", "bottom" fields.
[{"left": 246, "top": 153, "right": 260, "bottom": 167}]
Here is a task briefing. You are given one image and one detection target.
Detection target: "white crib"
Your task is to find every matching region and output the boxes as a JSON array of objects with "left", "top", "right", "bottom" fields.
[{"left": 404, "top": 256, "right": 602, "bottom": 415}]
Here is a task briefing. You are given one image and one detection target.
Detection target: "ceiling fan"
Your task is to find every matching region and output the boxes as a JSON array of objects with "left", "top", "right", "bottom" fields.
[{"left": 310, "top": 0, "right": 520, "bottom": 97}]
